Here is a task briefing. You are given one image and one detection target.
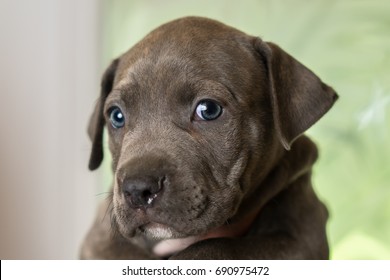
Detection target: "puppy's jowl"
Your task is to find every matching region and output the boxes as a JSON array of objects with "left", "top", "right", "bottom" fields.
[{"left": 81, "top": 17, "right": 337, "bottom": 259}]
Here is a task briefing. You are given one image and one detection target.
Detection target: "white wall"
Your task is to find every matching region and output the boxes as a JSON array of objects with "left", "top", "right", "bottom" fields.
[{"left": 0, "top": 0, "right": 103, "bottom": 259}]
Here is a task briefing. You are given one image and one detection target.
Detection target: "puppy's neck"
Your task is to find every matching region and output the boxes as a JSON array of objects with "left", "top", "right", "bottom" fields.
[{"left": 152, "top": 208, "right": 259, "bottom": 257}]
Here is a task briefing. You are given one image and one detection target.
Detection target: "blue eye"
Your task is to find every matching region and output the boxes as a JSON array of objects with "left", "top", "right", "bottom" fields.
[
  {"left": 195, "top": 100, "right": 223, "bottom": 121},
  {"left": 109, "top": 106, "right": 125, "bottom": 128}
]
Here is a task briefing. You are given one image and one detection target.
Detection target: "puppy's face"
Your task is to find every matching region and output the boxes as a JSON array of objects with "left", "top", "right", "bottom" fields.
[
  {"left": 106, "top": 25, "right": 274, "bottom": 240},
  {"left": 88, "top": 17, "right": 337, "bottom": 241}
]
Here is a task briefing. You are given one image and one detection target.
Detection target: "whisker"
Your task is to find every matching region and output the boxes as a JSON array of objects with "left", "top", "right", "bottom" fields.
[{"left": 95, "top": 191, "right": 112, "bottom": 198}]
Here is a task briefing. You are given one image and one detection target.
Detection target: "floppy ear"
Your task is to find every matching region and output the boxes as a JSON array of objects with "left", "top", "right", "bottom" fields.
[
  {"left": 88, "top": 58, "right": 120, "bottom": 170},
  {"left": 254, "top": 39, "right": 338, "bottom": 150}
]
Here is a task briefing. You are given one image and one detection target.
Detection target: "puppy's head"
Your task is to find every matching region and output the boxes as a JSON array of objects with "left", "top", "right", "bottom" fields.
[{"left": 88, "top": 17, "right": 337, "bottom": 241}]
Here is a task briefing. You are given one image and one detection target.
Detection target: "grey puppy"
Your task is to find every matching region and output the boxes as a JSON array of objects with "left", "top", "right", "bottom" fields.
[{"left": 81, "top": 17, "right": 338, "bottom": 259}]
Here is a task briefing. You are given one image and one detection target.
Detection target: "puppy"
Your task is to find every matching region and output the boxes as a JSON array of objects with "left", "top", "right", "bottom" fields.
[{"left": 81, "top": 16, "right": 337, "bottom": 259}]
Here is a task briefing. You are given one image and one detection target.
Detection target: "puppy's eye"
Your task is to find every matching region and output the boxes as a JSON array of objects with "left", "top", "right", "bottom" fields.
[
  {"left": 195, "top": 100, "right": 223, "bottom": 121},
  {"left": 109, "top": 106, "right": 125, "bottom": 128}
]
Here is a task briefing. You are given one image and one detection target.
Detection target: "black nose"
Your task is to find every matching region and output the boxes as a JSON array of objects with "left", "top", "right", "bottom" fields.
[{"left": 122, "top": 176, "right": 165, "bottom": 208}]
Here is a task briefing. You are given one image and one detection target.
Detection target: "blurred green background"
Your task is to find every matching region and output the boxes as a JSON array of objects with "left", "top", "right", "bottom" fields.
[{"left": 100, "top": 0, "right": 390, "bottom": 259}]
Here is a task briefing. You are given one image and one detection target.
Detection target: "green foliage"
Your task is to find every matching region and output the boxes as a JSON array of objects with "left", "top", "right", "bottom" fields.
[{"left": 102, "top": 0, "right": 390, "bottom": 259}]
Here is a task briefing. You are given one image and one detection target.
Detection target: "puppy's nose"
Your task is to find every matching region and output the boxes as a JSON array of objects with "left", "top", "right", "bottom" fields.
[{"left": 122, "top": 176, "right": 165, "bottom": 208}]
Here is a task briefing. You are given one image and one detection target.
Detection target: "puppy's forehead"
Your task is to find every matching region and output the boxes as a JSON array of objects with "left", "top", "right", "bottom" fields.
[{"left": 114, "top": 17, "right": 259, "bottom": 85}]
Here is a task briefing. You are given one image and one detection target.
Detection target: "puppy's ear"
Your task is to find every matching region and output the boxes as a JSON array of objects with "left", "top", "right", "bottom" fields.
[
  {"left": 88, "top": 58, "right": 120, "bottom": 170},
  {"left": 254, "top": 39, "right": 338, "bottom": 150}
]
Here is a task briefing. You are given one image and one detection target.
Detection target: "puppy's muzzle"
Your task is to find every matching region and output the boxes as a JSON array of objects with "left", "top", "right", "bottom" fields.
[
  {"left": 122, "top": 175, "right": 165, "bottom": 209},
  {"left": 116, "top": 153, "right": 176, "bottom": 209}
]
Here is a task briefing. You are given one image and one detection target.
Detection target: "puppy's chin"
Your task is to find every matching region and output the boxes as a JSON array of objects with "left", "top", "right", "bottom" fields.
[
  {"left": 141, "top": 223, "right": 173, "bottom": 240},
  {"left": 139, "top": 223, "right": 183, "bottom": 240}
]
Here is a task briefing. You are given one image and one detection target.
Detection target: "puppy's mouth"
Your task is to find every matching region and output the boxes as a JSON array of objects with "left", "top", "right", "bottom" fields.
[
  {"left": 132, "top": 204, "right": 211, "bottom": 240},
  {"left": 113, "top": 198, "right": 212, "bottom": 241}
]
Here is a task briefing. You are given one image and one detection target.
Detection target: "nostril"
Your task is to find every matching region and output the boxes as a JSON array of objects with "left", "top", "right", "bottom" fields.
[
  {"left": 142, "top": 190, "right": 153, "bottom": 203},
  {"left": 143, "top": 190, "right": 152, "bottom": 197}
]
